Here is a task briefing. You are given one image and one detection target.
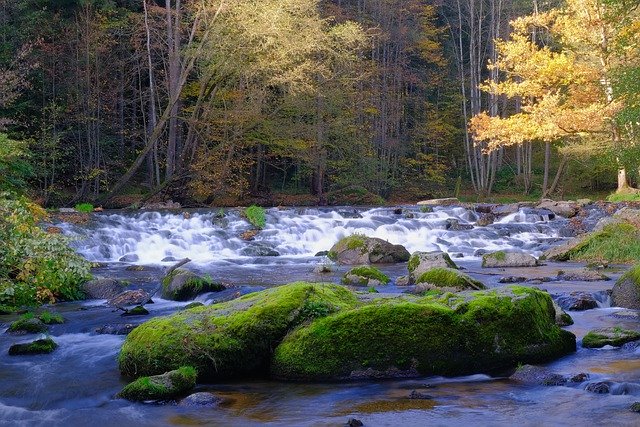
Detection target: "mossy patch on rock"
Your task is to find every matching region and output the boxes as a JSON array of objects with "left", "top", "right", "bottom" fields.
[
  {"left": 161, "top": 269, "right": 225, "bottom": 301},
  {"left": 481, "top": 251, "right": 538, "bottom": 268},
  {"left": 271, "top": 286, "right": 576, "bottom": 381},
  {"left": 328, "top": 235, "right": 410, "bottom": 265},
  {"left": 341, "top": 266, "right": 390, "bottom": 286},
  {"left": 611, "top": 265, "right": 640, "bottom": 309},
  {"left": 38, "top": 311, "right": 64, "bottom": 325},
  {"left": 6, "top": 317, "right": 48, "bottom": 335},
  {"left": 407, "top": 252, "right": 458, "bottom": 283},
  {"left": 8, "top": 338, "right": 58, "bottom": 355},
  {"left": 582, "top": 327, "right": 640, "bottom": 348},
  {"left": 118, "top": 283, "right": 358, "bottom": 379},
  {"left": 414, "top": 268, "right": 485, "bottom": 291},
  {"left": 118, "top": 366, "right": 197, "bottom": 401}
]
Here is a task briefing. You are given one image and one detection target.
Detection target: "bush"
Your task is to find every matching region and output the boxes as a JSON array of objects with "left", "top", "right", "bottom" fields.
[
  {"left": 0, "top": 193, "right": 92, "bottom": 309},
  {"left": 74, "top": 203, "right": 94, "bottom": 213},
  {"left": 245, "top": 205, "right": 266, "bottom": 229},
  {"left": 0, "top": 134, "right": 31, "bottom": 193}
]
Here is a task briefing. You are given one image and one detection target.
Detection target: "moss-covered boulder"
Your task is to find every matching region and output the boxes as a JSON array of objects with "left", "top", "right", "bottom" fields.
[
  {"left": 118, "top": 366, "right": 197, "bottom": 401},
  {"left": 482, "top": 251, "right": 539, "bottom": 268},
  {"left": 543, "top": 222, "right": 640, "bottom": 263},
  {"left": 611, "top": 265, "right": 640, "bottom": 309},
  {"left": 161, "top": 269, "right": 225, "bottom": 301},
  {"left": 582, "top": 327, "right": 640, "bottom": 348},
  {"left": 118, "top": 283, "right": 358, "bottom": 379},
  {"left": 271, "top": 286, "right": 576, "bottom": 381},
  {"left": 414, "top": 267, "right": 485, "bottom": 291},
  {"left": 8, "top": 338, "right": 58, "bottom": 355},
  {"left": 341, "top": 266, "right": 390, "bottom": 286},
  {"left": 407, "top": 252, "right": 457, "bottom": 283},
  {"left": 328, "top": 235, "right": 410, "bottom": 265},
  {"left": 6, "top": 318, "right": 48, "bottom": 335}
]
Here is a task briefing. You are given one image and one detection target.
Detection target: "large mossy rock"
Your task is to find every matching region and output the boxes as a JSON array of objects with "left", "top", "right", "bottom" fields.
[
  {"left": 341, "top": 266, "right": 390, "bottom": 286},
  {"left": 481, "top": 251, "right": 539, "bottom": 268},
  {"left": 118, "top": 366, "right": 197, "bottom": 401},
  {"left": 414, "top": 267, "right": 485, "bottom": 291},
  {"left": 612, "top": 265, "right": 640, "bottom": 309},
  {"left": 408, "top": 252, "right": 457, "bottom": 283},
  {"left": 271, "top": 286, "right": 576, "bottom": 381},
  {"left": 161, "top": 268, "right": 225, "bottom": 301},
  {"left": 118, "top": 283, "right": 358, "bottom": 379},
  {"left": 582, "top": 327, "right": 640, "bottom": 348},
  {"left": 8, "top": 338, "right": 58, "bottom": 355},
  {"left": 328, "top": 235, "right": 410, "bottom": 265},
  {"left": 6, "top": 318, "right": 48, "bottom": 335}
]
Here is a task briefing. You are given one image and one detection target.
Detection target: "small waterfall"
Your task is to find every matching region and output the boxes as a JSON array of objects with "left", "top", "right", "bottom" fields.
[{"left": 58, "top": 206, "right": 567, "bottom": 265}]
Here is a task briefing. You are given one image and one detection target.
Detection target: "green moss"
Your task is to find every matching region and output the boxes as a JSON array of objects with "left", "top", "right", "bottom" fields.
[
  {"left": 161, "top": 269, "right": 225, "bottom": 301},
  {"left": 8, "top": 337, "right": 58, "bottom": 355},
  {"left": 415, "top": 268, "right": 485, "bottom": 290},
  {"left": 342, "top": 234, "right": 367, "bottom": 251},
  {"left": 118, "top": 366, "right": 197, "bottom": 401},
  {"left": 245, "top": 205, "right": 266, "bottom": 229},
  {"left": 183, "top": 302, "right": 204, "bottom": 310},
  {"left": 327, "top": 250, "right": 337, "bottom": 261},
  {"left": 7, "top": 317, "right": 48, "bottom": 334},
  {"left": 272, "top": 286, "right": 575, "bottom": 380},
  {"left": 118, "top": 282, "right": 358, "bottom": 379},
  {"left": 343, "top": 266, "right": 390, "bottom": 285},
  {"left": 74, "top": 203, "right": 94, "bottom": 213},
  {"left": 487, "top": 251, "right": 507, "bottom": 262},
  {"left": 38, "top": 311, "right": 64, "bottom": 325},
  {"left": 563, "top": 223, "right": 640, "bottom": 263},
  {"left": 582, "top": 328, "right": 640, "bottom": 348},
  {"left": 408, "top": 255, "right": 420, "bottom": 272},
  {"left": 619, "top": 264, "right": 640, "bottom": 287}
]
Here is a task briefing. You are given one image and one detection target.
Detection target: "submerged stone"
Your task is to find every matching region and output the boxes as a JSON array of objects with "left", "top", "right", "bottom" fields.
[
  {"left": 582, "top": 327, "right": 640, "bottom": 348},
  {"left": 271, "top": 286, "right": 576, "bottom": 381},
  {"left": 8, "top": 338, "right": 58, "bottom": 355},
  {"left": 179, "top": 391, "right": 223, "bottom": 407}
]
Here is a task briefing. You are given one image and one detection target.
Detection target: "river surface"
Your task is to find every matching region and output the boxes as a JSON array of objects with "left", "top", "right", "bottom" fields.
[{"left": 1, "top": 205, "right": 638, "bottom": 426}]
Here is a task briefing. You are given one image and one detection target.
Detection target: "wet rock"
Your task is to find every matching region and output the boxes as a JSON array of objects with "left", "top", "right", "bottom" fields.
[
  {"left": 557, "top": 270, "right": 610, "bottom": 282},
  {"left": 346, "top": 419, "right": 364, "bottom": 427},
  {"left": 408, "top": 251, "right": 458, "bottom": 283},
  {"left": 272, "top": 286, "right": 575, "bottom": 381},
  {"left": 582, "top": 327, "right": 640, "bottom": 348},
  {"left": 179, "top": 392, "right": 223, "bottom": 407},
  {"left": 413, "top": 268, "right": 485, "bottom": 291},
  {"left": 122, "top": 305, "right": 149, "bottom": 316},
  {"left": 95, "top": 324, "right": 136, "bottom": 335},
  {"left": 161, "top": 268, "right": 225, "bottom": 301},
  {"left": 557, "top": 227, "right": 578, "bottom": 238},
  {"left": 342, "top": 266, "right": 389, "bottom": 287},
  {"left": 481, "top": 251, "right": 539, "bottom": 268},
  {"left": 314, "top": 251, "right": 329, "bottom": 257},
  {"left": 338, "top": 210, "right": 363, "bottom": 219},
  {"left": 585, "top": 382, "right": 610, "bottom": 394},
  {"left": 417, "top": 197, "right": 459, "bottom": 206},
  {"left": 313, "top": 264, "right": 333, "bottom": 274},
  {"left": 404, "top": 213, "right": 415, "bottom": 219},
  {"left": 509, "top": 365, "right": 567, "bottom": 386},
  {"left": 499, "top": 276, "right": 527, "bottom": 283},
  {"left": 476, "top": 213, "right": 495, "bottom": 226},
  {"left": 536, "top": 200, "right": 579, "bottom": 218},
  {"left": 631, "top": 402, "right": 640, "bottom": 413},
  {"left": 328, "top": 236, "right": 410, "bottom": 265},
  {"left": 551, "top": 300, "right": 574, "bottom": 326},
  {"left": 475, "top": 204, "right": 494, "bottom": 214},
  {"left": 393, "top": 208, "right": 403, "bottom": 215},
  {"left": 610, "top": 310, "right": 640, "bottom": 321},
  {"left": 240, "top": 229, "right": 259, "bottom": 241},
  {"left": 8, "top": 338, "right": 58, "bottom": 355},
  {"left": 611, "top": 265, "right": 640, "bottom": 309},
  {"left": 569, "top": 373, "right": 589, "bottom": 383},
  {"left": 445, "top": 219, "right": 473, "bottom": 231},
  {"left": 183, "top": 302, "right": 204, "bottom": 310},
  {"left": 119, "top": 254, "right": 139, "bottom": 263},
  {"left": 107, "top": 289, "right": 152, "bottom": 309},
  {"left": 395, "top": 275, "right": 410, "bottom": 286},
  {"left": 118, "top": 366, "right": 196, "bottom": 401},
  {"left": 6, "top": 318, "right": 48, "bottom": 335},
  {"left": 240, "top": 244, "right": 280, "bottom": 257},
  {"left": 142, "top": 200, "right": 181, "bottom": 210},
  {"left": 554, "top": 292, "right": 598, "bottom": 311},
  {"left": 409, "top": 390, "right": 433, "bottom": 399},
  {"left": 491, "top": 204, "right": 519, "bottom": 216},
  {"left": 83, "top": 278, "right": 124, "bottom": 300},
  {"left": 161, "top": 256, "right": 178, "bottom": 262}
]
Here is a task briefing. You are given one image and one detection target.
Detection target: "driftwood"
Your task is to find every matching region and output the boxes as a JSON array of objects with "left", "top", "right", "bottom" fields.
[{"left": 166, "top": 258, "right": 191, "bottom": 276}]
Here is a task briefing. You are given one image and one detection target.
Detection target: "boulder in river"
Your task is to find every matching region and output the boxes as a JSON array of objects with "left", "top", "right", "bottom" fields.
[
  {"left": 408, "top": 251, "right": 458, "bottom": 283},
  {"left": 118, "top": 283, "right": 358, "bottom": 379},
  {"left": 118, "top": 366, "right": 197, "bottom": 401},
  {"left": 413, "top": 267, "right": 485, "bottom": 291},
  {"left": 416, "top": 197, "right": 459, "bottom": 206},
  {"left": 271, "top": 286, "right": 576, "bottom": 381},
  {"left": 328, "top": 235, "right": 410, "bottom": 265},
  {"left": 8, "top": 338, "right": 58, "bottom": 356},
  {"left": 6, "top": 318, "right": 48, "bottom": 335},
  {"left": 161, "top": 268, "right": 225, "bottom": 301},
  {"left": 482, "top": 251, "right": 539, "bottom": 268},
  {"left": 509, "top": 365, "right": 568, "bottom": 386},
  {"left": 179, "top": 392, "right": 224, "bottom": 407},
  {"left": 107, "top": 289, "right": 152, "bottom": 309},
  {"left": 94, "top": 324, "right": 136, "bottom": 335},
  {"left": 536, "top": 200, "right": 579, "bottom": 218},
  {"left": 611, "top": 265, "right": 640, "bottom": 309},
  {"left": 557, "top": 270, "right": 610, "bottom": 282},
  {"left": 582, "top": 327, "right": 640, "bottom": 348},
  {"left": 341, "top": 266, "right": 390, "bottom": 287},
  {"left": 554, "top": 292, "right": 598, "bottom": 311},
  {"left": 82, "top": 278, "right": 124, "bottom": 300}
]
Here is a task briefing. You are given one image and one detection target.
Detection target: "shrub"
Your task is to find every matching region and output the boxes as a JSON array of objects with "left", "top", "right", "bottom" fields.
[
  {"left": 74, "top": 203, "right": 94, "bottom": 213},
  {"left": 0, "top": 193, "right": 92, "bottom": 309},
  {"left": 245, "top": 205, "right": 266, "bottom": 229}
]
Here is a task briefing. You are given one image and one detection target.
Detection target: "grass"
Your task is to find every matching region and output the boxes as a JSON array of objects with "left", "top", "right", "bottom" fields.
[
  {"left": 563, "top": 223, "right": 640, "bottom": 263},
  {"left": 245, "top": 205, "right": 266, "bottom": 229},
  {"left": 74, "top": 203, "right": 94, "bottom": 213},
  {"left": 606, "top": 188, "right": 640, "bottom": 202}
]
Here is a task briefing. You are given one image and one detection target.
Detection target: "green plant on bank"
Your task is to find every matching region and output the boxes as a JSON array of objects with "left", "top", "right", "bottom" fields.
[
  {"left": 245, "top": 205, "right": 266, "bottom": 229},
  {"left": 0, "top": 193, "right": 92, "bottom": 310},
  {"left": 74, "top": 203, "right": 94, "bottom": 213},
  {"left": 606, "top": 189, "right": 640, "bottom": 202},
  {"left": 563, "top": 223, "right": 640, "bottom": 263}
]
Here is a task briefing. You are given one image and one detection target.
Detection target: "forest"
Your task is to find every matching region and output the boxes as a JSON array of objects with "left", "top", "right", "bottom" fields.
[{"left": 1, "top": 0, "right": 639, "bottom": 207}]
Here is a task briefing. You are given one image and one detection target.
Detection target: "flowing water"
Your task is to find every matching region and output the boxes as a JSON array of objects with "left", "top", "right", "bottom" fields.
[{"left": 1, "top": 206, "right": 638, "bottom": 426}]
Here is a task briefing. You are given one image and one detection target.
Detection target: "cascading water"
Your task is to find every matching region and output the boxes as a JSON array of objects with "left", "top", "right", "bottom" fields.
[{"left": 59, "top": 206, "right": 567, "bottom": 265}]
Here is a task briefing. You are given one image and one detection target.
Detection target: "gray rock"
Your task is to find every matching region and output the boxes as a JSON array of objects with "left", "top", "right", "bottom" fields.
[
  {"left": 510, "top": 365, "right": 567, "bottom": 386},
  {"left": 119, "top": 254, "right": 139, "bottom": 263},
  {"left": 329, "top": 236, "right": 410, "bottom": 265},
  {"left": 107, "top": 289, "right": 151, "bottom": 309},
  {"left": 585, "top": 382, "right": 610, "bottom": 394},
  {"left": 613, "top": 207, "right": 640, "bottom": 228},
  {"left": 491, "top": 203, "right": 519, "bottom": 216},
  {"left": 481, "top": 251, "right": 539, "bottom": 268},
  {"left": 408, "top": 251, "right": 458, "bottom": 283},
  {"left": 240, "top": 244, "right": 280, "bottom": 257},
  {"left": 499, "top": 276, "right": 527, "bottom": 283},
  {"left": 445, "top": 219, "right": 473, "bottom": 231},
  {"left": 417, "top": 197, "right": 459, "bottom": 206},
  {"left": 395, "top": 275, "right": 410, "bottom": 286},
  {"left": 551, "top": 299, "right": 574, "bottom": 326},
  {"left": 179, "top": 392, "right": 223, "bottom": 407},
  {"left": 59, "top": 207, "right": 77, "bottom": 213},
  {"left": 611, "top": 269, "right": 640, "bottom": 309},
  {"left": 409, "top": 390, "right": 433, "bottom": 399},
  {"left": 557, "top": 270, "right": 610, "bottom": 282},
  {"left": 83, "top": 278, "right": 124, "bottom": 300},
  {"left": 476, "top": 213, "right": 495, "bottom": 226},
  {"left": 554, "top": 292, "right": 598, "bottom": 311},
  {"left": 94, "top": 324, "right": 136, "bottom": 335},
  {"left": 536, "top": 200, "right": 579, "bottom": 218},
  {"left": 313, "top": 264, "right": 333, "bottom": 274},
  {"left": 162, "top": 268, "right": 224, "bottom": 301}
]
